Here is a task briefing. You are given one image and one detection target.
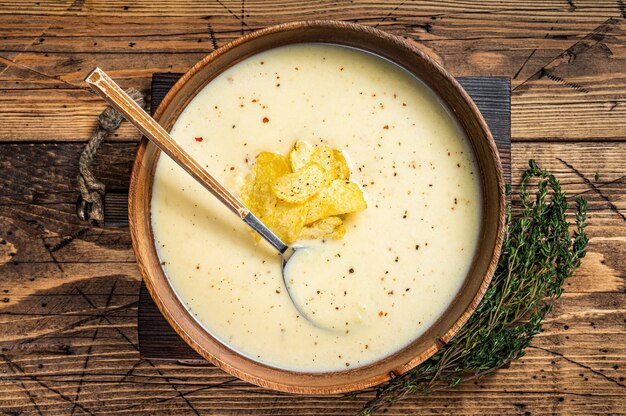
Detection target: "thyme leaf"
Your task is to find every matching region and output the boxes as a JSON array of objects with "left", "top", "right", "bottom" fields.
[{"left": 360, "top": 160, "right": 589, "bottom": 415}]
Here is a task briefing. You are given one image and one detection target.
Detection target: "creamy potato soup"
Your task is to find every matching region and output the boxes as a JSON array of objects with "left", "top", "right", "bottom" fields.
[{"left": 151, "top": 44, "right": 482, "bottom": 372}]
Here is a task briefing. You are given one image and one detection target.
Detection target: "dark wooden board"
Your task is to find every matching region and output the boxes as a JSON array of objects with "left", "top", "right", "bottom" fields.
[{"left": 133, "top": 74, "right": 512, "bottom": 361}]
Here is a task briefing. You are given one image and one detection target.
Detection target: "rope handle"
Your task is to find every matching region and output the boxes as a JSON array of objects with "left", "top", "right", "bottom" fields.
[{"left": 76, "top": 87, "right": 145, "bottom": 223}]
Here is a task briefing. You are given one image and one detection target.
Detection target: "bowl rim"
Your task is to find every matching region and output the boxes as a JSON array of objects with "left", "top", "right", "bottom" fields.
[{"left": 129, "top": 20, "right": 506, "bottom": 394}]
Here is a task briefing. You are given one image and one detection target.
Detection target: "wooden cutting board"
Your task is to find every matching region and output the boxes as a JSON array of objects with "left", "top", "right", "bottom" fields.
[{"left": 103, "top": 73, "right": 511, "bottom": 361}]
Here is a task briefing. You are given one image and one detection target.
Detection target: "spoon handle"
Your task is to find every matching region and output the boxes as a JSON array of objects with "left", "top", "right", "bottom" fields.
[{"left": 84, "top": 67, "right": 288, "bottom": 254}]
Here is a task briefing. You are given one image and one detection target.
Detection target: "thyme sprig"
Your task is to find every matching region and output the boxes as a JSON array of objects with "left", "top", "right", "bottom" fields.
[{"left": 360, "top": 160, "right": 589, "bottom": 415}]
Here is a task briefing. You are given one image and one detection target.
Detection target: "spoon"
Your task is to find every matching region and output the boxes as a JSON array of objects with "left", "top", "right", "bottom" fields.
[{"left": 84, "top": 67, "right": 310, "bottom": 321}]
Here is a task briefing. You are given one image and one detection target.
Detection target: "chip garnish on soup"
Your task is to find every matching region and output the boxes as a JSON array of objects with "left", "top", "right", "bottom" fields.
[{"left": 241, "top": 140, "right": 367, "bottom": 243}]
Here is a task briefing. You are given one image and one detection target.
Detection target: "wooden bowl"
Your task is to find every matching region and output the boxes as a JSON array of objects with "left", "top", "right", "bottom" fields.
[{"left": 129, "top": 20, "right": 506, "bottom": 394}]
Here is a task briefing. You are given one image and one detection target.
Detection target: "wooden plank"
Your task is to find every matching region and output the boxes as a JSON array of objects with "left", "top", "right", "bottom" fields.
[
  {"left": 138, "top": 283, "right": 199, "bottom": 361},
  {"left": 0, "top": 289, "right": 623, "bottom": 415},
  {"left": 0, "top": 1, "right": 622, "bottom": 141},
  {"left": 149, "top": 73, "right": 183, "bottom": 114},
  {"left": 511, "top": 18, "right": 626, "bottom": 141},
  {"left": 457, "top": 76, "right": 511, "bottom": 183}
]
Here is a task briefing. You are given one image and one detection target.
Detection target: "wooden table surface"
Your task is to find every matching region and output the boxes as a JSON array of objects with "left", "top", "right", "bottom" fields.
[{"left": 0, "top": 1, "right": 624, "bottom": 415}]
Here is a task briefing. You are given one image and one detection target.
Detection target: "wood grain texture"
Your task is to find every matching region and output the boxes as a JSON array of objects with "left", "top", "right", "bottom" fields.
[
  {"left": 0, "top": 1, "right": 624, "bottom": 414},
  {"left": 0, "top": 1, "right": 624, "bottom": 142}
]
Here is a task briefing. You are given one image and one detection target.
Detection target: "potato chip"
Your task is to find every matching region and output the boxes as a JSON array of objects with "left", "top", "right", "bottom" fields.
[
  {"left": 289, "top": 140, "right": 314, "bottom": 172},
  {"left": 241, "top": 151, "right": 289, "bottom": 219},
  {"left": 242, "top": 142, "right": 365, "bottom": 243},
  {"left": 332, "top": 149, "right": 350, "bottom": 180},
  {"left": 300, "top": 216, "right": 346, "bottom": 240},
  {"left": 265, "top": 201, "right": 308, "bottom": 244},
  {"left": 310, "top": 145, "right": 334, "bottom": 184},
  {"left": 305, "top": 179, "right": 367, "bottom": 224},
  {"left": 272, "top": 162, "right": 324, "bottom": 203}
]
